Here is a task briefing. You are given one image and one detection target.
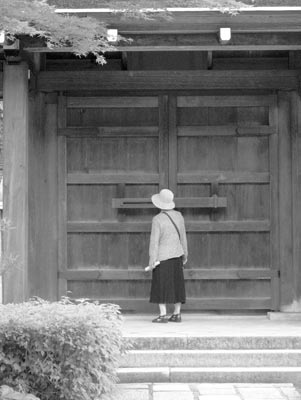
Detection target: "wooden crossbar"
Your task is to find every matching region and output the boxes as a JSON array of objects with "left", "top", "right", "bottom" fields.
[{"left": 112, "top": 195, "right": 227, "bottom": 209}]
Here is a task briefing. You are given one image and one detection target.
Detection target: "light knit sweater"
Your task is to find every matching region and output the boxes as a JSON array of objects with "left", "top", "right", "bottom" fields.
[{"left": 149, "top": 210, "right": 188, "bottom": 266}]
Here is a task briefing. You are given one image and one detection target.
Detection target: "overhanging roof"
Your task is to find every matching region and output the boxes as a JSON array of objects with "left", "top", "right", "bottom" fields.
[
  {"left": 55, "top": 7, "right": 301, "bottom": 33},
  {"left": 17, "top": 7, "right": 301, "bottom": 53}
]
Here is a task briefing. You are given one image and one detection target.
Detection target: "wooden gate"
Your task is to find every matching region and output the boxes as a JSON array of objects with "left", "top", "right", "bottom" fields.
[{"left": 58, "top": 93, "right": 279, "bottom": 311}]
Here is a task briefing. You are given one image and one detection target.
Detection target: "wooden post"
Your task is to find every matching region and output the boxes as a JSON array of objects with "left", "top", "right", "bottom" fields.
[
  {"left": 3, "top": 62, "right": 29, "bottom": 303},
  {"left": 28, "top": 92, "right": 58, "bottom": 300},
  {"left": 277, "top": 90, "right": 301, "bottom": 312},
  {"left": 279, "top": 90, "right": 301, "bottom": 312}
]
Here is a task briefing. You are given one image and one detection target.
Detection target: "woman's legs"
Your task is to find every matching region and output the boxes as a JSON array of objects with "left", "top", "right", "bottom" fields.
[
  {"left": 173, "top": 302, "right": 181, "bottom": 315},
  {"left": 152, "top": 303, "right": 168, "bottom": 322},
  {"left": 159, "top": 303, "right": 167, "bottom": 316}
]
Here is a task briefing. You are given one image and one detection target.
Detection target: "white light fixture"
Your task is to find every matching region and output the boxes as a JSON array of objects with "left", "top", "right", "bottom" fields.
[
  {"left": 0, "top": 30, "right": 5, "bottom": 45},
  {"left": 219, "top": 27, "right": 231, "bottom": 44},
  {"left": 107, "top": 29, "right": 118, "bottom": 43}
]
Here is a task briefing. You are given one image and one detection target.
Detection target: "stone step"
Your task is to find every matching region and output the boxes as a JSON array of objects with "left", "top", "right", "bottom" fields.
[
  {"left": 127, "top": 336, "right": 301, "bottom": 350},
  {"left": 118, "top": 366, "right": 301, "bottom": 385},
  {"left": 121, "top": 349, "right": 301, "bottom": 368}
]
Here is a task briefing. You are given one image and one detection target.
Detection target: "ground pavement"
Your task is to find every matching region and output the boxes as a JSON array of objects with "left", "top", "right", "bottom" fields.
[
  {"left": 112, "top": 383, "right": 301, "bottom": 400},
  {"left": 114, "top": 313, "right": 301, "bottom": 399}
]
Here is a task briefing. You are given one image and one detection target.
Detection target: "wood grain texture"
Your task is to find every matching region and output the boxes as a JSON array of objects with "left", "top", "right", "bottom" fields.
[
  {"left": 67, "top": 220, "right": 270, "bottom": 233},
  {"left": 67, "top": 96, "right": 158, "bottom": 108},
  {"left": 289, "top": 91, "right": 301, "bottom": 310},
  {"left": 3, "top": 63, "right": 29, "bottom": 303},
  {"left": 37, "top": 71, "right": 299, "bottom": 92},
  {"left": 62, "top": 94, "right": 276, "bottom": 310},
  {"left": 178, "top": 171, "right": 270, "bottom": 184},
  {"left": 278, "top": 91, "right": 294, "bottom": 310},
  {"left": 28, "top": 93, "right": 58, "bottom": 300},
  {"left": 127, "top": 51, "right": 208, "bottom": 71},
  {"left": 58, "top": 97, "right": 68, "bottom": 298},
  {"left": 67, "top": 172, "right": 159, "bottom": 184},
  {"left": 60, "top": 268, "right": 276, "bottom": 281},
  {"left": 59, "top": 127, "right": 159, "bottom": 137},
  {"left": 177, "top": 126, "right": 275, "bottom": 136},
  {"left": 269, "top": 96, "right": 280, "bottom": 311},
  {"left": 112, "top": 196, "right": 227, "bottom": 209}
]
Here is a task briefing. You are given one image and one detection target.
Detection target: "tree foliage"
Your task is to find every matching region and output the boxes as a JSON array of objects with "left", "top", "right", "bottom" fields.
[
  {"left": 1, "top": 0, "right": 300, "bottom": 63},
  {"left": 1, "top": 0, "right": 250, "bottom": 64}
]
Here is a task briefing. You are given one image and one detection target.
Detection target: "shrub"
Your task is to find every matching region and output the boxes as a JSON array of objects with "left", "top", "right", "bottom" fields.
[
  {"left": 0, "top": 385, "right": 39, "bottom": 400},
  {"left": 0, "top": 298, "right": 128, "bottom": 400}
]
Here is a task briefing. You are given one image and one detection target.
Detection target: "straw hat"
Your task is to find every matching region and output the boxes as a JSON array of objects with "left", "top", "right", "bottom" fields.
[{"left": 151, "top": 189, "right": 175, "bottom": 210}]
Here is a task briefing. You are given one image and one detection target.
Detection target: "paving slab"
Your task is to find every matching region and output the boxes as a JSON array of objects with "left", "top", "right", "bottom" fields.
[
  {"left": 197, "top": 396, "right": 241, "bottom": 400},
  {"left": 236, "top": 387, "right": 285, "bottom": 399},
  {"left": 153, "top": 383, "right": 191, "bottom": 391},
  {"left": 113, "top": 383, "right": 301, "bottom": 400},
  {"left": 153, "top": 392, "right": 194, "bottom": 400},
  {"left": 113, "top": 387, "right": 149, "bottom": 400}
]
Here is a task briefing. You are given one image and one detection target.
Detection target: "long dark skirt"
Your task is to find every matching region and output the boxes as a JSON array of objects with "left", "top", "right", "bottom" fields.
[{"left": 150, "top": 256, "right": 186, "bottom": 304}]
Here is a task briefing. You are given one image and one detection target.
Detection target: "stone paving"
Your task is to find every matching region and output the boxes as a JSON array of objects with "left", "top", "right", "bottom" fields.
[
  {"left": 122, "top": 313, "right": 301, "bottom": 338},
  {"left": 112, "top": 383, "right": 301, "bottom": 400},
  {"left": 118, "top": 314, "right": 301, "bottom": 399}
]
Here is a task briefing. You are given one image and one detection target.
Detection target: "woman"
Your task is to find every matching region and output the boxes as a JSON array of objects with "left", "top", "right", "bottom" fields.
[{"left": 148, "top": 188, "right": 188, "bottom": 323}]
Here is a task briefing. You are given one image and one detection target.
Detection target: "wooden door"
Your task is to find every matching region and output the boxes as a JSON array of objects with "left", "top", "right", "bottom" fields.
[
  {"left": 58, "top": 95, "right": 167, "bottom": 310},
  {"left": 170, "top": 94, "right": 279, "bottom": 311},
  {"left": 58, "top": 94, "right": 279, "bottom": 311}
]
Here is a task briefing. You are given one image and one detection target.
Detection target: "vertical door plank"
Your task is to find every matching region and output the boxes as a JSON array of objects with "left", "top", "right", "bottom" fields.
[
  {"left": 278, "top": 91, "right": 293, "bottom": 311},
  {"left": 158, "top": 95, "right": 169, "bottom": 189},
  {"left": 269, "top": 96, "right": 280, "bottom": 311},
  {"left": 58, "top": 96, "right": 68, "bottom": 298},
  {"left": 168, "top": 95, "right": 178, "bottom": 194},
  {"left": 290, "top": 91, "right": 301, "bottom": 311}
]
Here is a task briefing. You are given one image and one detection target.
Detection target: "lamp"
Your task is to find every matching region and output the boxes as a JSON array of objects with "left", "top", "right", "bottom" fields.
[
  {"left": 107, "top": 29, "right": 118, "bottom": 43},
  {"left": 0, "top": 30, "right": 5, "bottom": 45},
  {"left": 219, "top": 27, "right": 231, "bottom": 44}
]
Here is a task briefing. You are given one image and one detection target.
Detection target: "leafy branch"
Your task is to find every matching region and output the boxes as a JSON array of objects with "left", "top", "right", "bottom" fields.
[{"left": 1, "top": 0, "right": 251, "bottom": 63}]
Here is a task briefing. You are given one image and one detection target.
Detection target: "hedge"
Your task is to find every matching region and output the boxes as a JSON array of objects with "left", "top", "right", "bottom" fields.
[{"left": 0, "top": 298, "right": 128, "bottom": 400}]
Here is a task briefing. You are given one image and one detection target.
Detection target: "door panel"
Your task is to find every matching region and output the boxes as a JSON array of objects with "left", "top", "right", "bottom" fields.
[
  {"left": 173, "top": 94, "right": 278, "bottom": 310},
  {"left": 58, "top": 93, "right": 279, "bottom": 311}
]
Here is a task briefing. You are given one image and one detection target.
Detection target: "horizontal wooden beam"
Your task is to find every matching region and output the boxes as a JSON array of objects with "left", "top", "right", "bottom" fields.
[
  {"left": 67, "top": 96, "right": 158, "bottom": 108},
  {"left": 178, "top": 172, "right": 270, "bottom": 184},
  {"left": 67, "top": 171, "right": 269, "bottom": 185},
  {"left": 59, "top": 267, "right": 276, "bottom": 281},
  {"left": 64, "top": 297, "right": 271, "bottom": 311},
  {"left": 118, "top": 32, "right": 301, "bottom": 51},
  {"left": 37, "top": 71, "right": 299, "bottom": 91},
  {"left": 178, "top": 126, "right": 276, "bottom": 136},
  {"left": 60, "top": 125, "right": 275, "bottom": 138},
  {"left": 24, "top": 32, "right": 301, "bottom": 53},
  {"left": 112, "top": 196, "right": 227, "bottom": 209},
  {"left": 177, "top": 95, "right": 276, "bottom": 107},
  {"left": 59, "top": 127, "right": 159, "bottom": 137},
  {"left": 67, "top": 220, "right": 270, "bottom": 232},
  {"left": 67, "top": 172, "right": 159, "bottom": 184}
]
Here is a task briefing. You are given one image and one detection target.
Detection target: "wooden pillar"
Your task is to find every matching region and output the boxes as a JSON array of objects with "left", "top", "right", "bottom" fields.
[
  {"left": 278, "top": 90, "right": 301, "bottom": 312},
  {"left": 28, "top": 92, "right": 58, "bottom": 300},
  {"left": 3, "top": 62, "right": 29, "bottom": 303}
]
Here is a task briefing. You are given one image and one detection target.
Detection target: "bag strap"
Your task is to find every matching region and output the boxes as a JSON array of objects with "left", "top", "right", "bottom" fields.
[{"left": 162, "top": 212, "right": 181, "bottom": 240}]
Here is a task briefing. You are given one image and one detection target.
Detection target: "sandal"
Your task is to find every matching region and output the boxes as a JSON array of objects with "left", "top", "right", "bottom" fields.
[
  {"left": 168, "top": 314, "right": 182, "bottom": 323},
  {"left": 152, "top": 315, "right": 168, "bottom": 323}
]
